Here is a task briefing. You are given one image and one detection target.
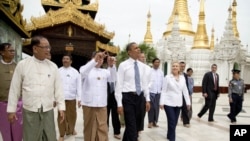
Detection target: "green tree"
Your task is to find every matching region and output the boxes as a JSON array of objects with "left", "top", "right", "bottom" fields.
[{"left": 116, "top": 43, "right": 157, "bottom": 66}]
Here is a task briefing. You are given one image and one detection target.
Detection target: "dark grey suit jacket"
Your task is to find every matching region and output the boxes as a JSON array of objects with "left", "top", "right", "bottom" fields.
[{"left": 202, "top": 71, "right": 220, "bottom": 98}]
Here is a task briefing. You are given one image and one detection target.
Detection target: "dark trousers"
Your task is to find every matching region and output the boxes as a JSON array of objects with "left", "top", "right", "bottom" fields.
[
  {"left": 107, "top": 92, "right": 121, "bottom": 135},
  {"left": 181, "top": 96, "right": 190, "bottom": 124},
  {"left": 148, "top": 93, "right": 160, "bottom": 123},
  {"left": 138, "top": 96, "right": 146, "bottom": 131},
  {"left": 164, "top": 105, "right": 181, "bottom": 141},
  {"left": 228, "top": 93, "right": 243, "bottom": 122},
  {"left": 198, "top": 92, "right": 217, "bottom": 121},
  {"left": 122, "top": 92, "right": 144, "bottom": 141}
]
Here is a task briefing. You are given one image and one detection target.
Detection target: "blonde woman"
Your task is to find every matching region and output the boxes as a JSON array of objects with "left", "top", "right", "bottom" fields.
[{"left": 160, "top": 62, "right": 191, "bottom": 141}]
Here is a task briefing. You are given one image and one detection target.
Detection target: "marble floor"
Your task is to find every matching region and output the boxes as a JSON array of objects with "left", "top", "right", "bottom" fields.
[{"left": 1, "top": 93, "right": 249, "bottom": 141}]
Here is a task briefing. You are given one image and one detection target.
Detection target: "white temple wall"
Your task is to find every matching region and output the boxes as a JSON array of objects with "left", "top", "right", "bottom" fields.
[
  {"left": 187, "top": 49, "right": 211, "bottom": 86},
  {"left": 216, "top": 61, "right": 231, "bottom": 87},
  {"left": 243, "top": 65, "right": 250, "bottom": 84}
]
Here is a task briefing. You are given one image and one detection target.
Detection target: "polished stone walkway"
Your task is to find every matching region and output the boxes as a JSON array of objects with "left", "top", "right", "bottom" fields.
[
  {"left": 1, "top": 93, "right": 249, "bottom": 141},
  {"left": 58, "top": 92, "right": 250, "bottom": 141}
]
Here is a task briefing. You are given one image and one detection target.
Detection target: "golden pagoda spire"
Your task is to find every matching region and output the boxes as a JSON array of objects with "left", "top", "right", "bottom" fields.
[
  {"left": 163, "top": 0, "right": 195, "bottom": 37},
  {"left": 192, "top": 0, "right": 209, "bottom": 49},
  {"left": 210, "top": 27, "right": 215, "bottom": 50},
  {"left": 232, "top": 0, "right": 239, "bottom": 39},
  {"left": 144, "top": 9, "right": 153, "bottom": 44}
]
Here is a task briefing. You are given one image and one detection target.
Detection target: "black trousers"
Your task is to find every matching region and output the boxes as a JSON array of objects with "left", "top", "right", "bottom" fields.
[
  {"left": 198, "top": 92, "right": 217, "bottom": 121},
  {"left": 181, "top": 96, "right": 190, "bottom": 125},
  {"left": 228, "top": 93, "right": 243, "bottom": 122},
  {"left": 122, "top": 92, "right": 144, "bottom": 141},
  {"left": 138, "top": 96, "right": 146, "bottom": 131},
  {"left": 107, "top": 91, "right": 121, "bottom": 135}
]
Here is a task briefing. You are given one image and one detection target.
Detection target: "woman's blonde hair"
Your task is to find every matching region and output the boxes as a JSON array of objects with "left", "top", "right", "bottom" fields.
[{"left": 171, "top": 61, "right": 180, "bottom": 75}]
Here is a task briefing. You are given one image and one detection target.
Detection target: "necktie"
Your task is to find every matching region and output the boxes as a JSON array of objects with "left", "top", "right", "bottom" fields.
[
  {"left": 134, "top": 61, "right": 141, "bottom": 95},
  {"left": 214, "top": 73, "right": 217, "bottom": 90}
]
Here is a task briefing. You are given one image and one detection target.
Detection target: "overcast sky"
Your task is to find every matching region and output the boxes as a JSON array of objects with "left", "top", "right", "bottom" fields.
[{"left": 21, "top": 0, "right": 250, "bottom": 50}]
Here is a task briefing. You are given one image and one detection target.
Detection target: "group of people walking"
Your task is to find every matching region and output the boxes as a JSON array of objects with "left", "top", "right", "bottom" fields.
[{"left": 0, "top": 36, "right": 246, "bottom": 141}]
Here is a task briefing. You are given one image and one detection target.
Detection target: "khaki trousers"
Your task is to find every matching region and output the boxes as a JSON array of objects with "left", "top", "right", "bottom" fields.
[
  {"left": 58, "top": 100, "right": 77, "bottom": 136},
  {"left": 83, "top": 106, "right": 108, "bottom": 141}
]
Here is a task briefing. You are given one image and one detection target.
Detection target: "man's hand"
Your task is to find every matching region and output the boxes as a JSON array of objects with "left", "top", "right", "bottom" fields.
[
  {"left": 146, "top": 102, "right": 150, "bottom": 112},
  {"left": 229, "top": 98, "right": 233, "bottom": 103},
  {"left": 53, "top": 101, "right": 57, "bottom": 107},
  {"left": 203, "top": 93, "right": 208, "bottom": 98},
  {"left": 8, "top": 113, "right": 17, "bottom": 123},
  {"left": 58, "top": 110, "right": 65, "bottom": 124},
  {"left": 117, "top": 107, "right": 123, "bottom": 115},
  {"left": 187, "top": 105, "right": 191, "bottom": 111},
  {"left": 160, "top": 105, "right": 164, "bottom": 110},
  {"left": 78, "top": 101, "right": 81, "bottom": 108}
]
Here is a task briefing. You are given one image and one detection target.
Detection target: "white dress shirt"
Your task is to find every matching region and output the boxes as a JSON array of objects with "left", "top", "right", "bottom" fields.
[
  {"left": 149, "top": 68, "right": 164, "bottom": 94},
  {"left": 115, "top": 57, "right": 150, "bottom": 107},
  {"left": 160, "top": 74, "right": 190, "bottom": 107},
  {"left": 144, "top": 64, "right": 152, "bottom": 86},
  {"left": 107, "top": 65, "right": 117, "bottom": 83},
  {"left": 7, "top": 56, "right": 65, "bottom": 112},
  {"left": 79, "top": 59, "right": 115, "bottom": 107},
  {"left": 59, "top": 66, "right": 81, "bottom": 100}
]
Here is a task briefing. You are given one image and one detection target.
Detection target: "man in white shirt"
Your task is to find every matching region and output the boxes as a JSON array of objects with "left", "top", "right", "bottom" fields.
[
  {"left": 58, "top": 54, "right": 81, "bottom": 141},
  {"left": 115, "top": 42, "right": 150, "bottom": 141},
  {"left": 106, "top": 57, "right": 122, "bottom": 139},
  {"left": 79, "top": 51, "right": 116, "bottom": 141},
  {"left": 148, "top": 58, "right": 164, "bottom": 128},
  {"left": 7, "top": 35, "right": 65, "bottom": 141},
  {"left": 137, "top": 52, "right": 151, "bottom": 133}
]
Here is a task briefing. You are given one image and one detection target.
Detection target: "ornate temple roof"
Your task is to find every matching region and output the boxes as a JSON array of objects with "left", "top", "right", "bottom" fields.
[
  {"left": 192, "top": 0, "right": 209, "bottom": 49},
  {"left": 96, "top": 41, "right": 120, "bottom": 54},
  {"left": 213, "top": 6, "right": 241, "bottom": 61},
  {"left": 163, "top": 0, "right": 195, "bottom": 37},
  {"left": 25, "top": 2, "right": 114, "bottom": 40},
  {"left": 143, "top": 10, "right": 153, "bottom": 44},
  {"left": 41, "top": 0, "right": 98, "bottom": 18},
  {"left": 0, "top": 0, "right": 30, "bottom": 37}
]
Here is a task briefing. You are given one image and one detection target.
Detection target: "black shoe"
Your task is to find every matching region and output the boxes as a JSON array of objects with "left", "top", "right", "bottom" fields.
[
  {"left": 227, "top": 114, "right": 236, "bottom": 123},
  {"left": 208, "top": 119, "right": 214, "bottom": 122},
  {"left": 197, "top": 114, "right": 201, "bottom": 118}
]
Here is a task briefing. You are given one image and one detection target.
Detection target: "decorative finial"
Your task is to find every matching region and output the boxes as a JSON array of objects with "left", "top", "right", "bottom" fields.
[
  {"left": 147, "top": 9, "right": 151, "bottom": 18},
  {"left": 228, "top": 6, "right": 232, "bottom": 12}
]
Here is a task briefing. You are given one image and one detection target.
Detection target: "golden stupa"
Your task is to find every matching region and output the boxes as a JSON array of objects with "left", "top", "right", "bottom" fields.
[
  {"left": 192, "top": 0, "right": 209, "bottom": 49},
  {"left": 163, "top": 0, "right": 195, "bottom": 37},
  {"left": 232, "top": 0, "right": 240, "bottom": 39},
  {"left": 143, "top": 10, "right": 153, "bottom": 44}
]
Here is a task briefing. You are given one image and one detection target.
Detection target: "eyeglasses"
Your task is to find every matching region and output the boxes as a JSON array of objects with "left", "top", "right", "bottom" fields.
[
  {"left": 36, "top": 45, "right": 51, "bottom": 50},
  {"left": 5, "top": 49, "right": 15, "bottom": 53}
]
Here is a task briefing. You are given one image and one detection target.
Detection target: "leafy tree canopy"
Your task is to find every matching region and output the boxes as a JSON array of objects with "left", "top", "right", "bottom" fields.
[{"left": 116, "top": 43, "right": 157, "bottom": 66}]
